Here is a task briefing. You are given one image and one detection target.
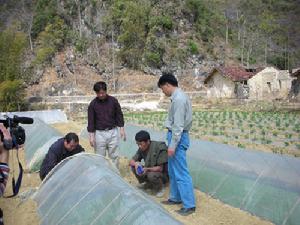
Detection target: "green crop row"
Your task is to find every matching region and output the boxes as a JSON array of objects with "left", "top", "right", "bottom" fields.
[{"left": 124, "top": 111, "right": 300, "bottom": 157}]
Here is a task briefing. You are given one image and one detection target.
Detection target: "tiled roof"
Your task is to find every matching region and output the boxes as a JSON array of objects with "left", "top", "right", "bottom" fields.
[
  {"left": 205, "top": 66, "right": 255, "bottom": 82},
  {"left": 292, "top": 68, "right": 300, "bottom": 77}
]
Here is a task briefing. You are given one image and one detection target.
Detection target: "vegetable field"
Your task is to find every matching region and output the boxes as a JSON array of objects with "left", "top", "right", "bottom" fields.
[{"left": 125, "top": 111, "right": 300, "bottom": 156}]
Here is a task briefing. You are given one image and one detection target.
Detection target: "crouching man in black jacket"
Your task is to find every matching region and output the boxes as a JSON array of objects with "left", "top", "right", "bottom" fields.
[{"left": 39, "top": 132, "right": 85, "bottom": 180}]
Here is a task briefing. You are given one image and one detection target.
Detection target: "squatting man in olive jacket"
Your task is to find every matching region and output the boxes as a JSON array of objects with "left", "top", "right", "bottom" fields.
[{"left": 129, "top": 130, "right": 168, "bottom": 198}]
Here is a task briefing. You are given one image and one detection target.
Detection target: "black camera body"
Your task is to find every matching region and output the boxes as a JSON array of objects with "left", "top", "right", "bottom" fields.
[{"left": 0, "top": 115, "right": 33, "bottom": 150}]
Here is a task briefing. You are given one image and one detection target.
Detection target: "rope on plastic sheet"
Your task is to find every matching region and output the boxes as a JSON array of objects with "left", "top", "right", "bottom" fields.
[
  {"left": 282, "top": 197, "right": 300, "bottom": 225},
  {"left": 209, "top": 168, "right": 234, "bottom": 197},
  {"left": 89, "top": 191, "right": 124, "bottom": 225},
  {"left": 38, "top": 165, "right": 91, "bottom": 216},
  {"left": 240, "top": 158, "right": 277, "bottom": 209},
  {"left": 114, "top": 200, "right": 144, "bottom": 225},
  {"left": 56, "top": 177, "right": 110, "bottom": 224},
  {"left": 116, "top": 203, "right": 154, "bottom": 225}
]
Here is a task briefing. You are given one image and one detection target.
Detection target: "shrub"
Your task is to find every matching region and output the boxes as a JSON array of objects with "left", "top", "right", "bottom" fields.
[
  {"left": 34, "top": 17, "right": 68, "bottom": 64},
  {"left": 187, "top": 40, "right": 199, "bottom": 54},
  {"left": 149, "top": 15, "right": 173, "bottom": 30},
  {"left": 0, "top": 80, "right": 26, "bottom": 111},
  {"left": 238, "top": 143, "right": 245, "bottom": 148},
  {"left": 34, "top": 47, "right": 56, "bottom": 64},
  {"left": 75, "top": 37, "right": 89, "bottom": 53},
  {"left": 32, "top": 0, "right": 57, "bottom": 38},
  {"left": 0, "top": 25, "right": 27, "bottom": 81},
  {"left": 144, "top": 51, "right": 162, "bottom": 68},
  {"left": 285, "top": 133, "right": 292, "bottom": 139},
  {"left": 115, "top": 1, "right": 150, "bottom": 69}
]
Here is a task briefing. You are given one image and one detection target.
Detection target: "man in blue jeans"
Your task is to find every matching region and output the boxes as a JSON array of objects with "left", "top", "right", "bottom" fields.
[{"left": 158, "top": 72, "right": 196, "bottom": 216}]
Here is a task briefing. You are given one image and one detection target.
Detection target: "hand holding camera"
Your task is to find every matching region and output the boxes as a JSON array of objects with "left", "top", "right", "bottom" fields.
[
  {"left": 0, "top": 124, "right": 12, "bottom": 152},
  {"left": 0, "top": 115, "right": 33, "bottom": 198},
  {"left": 0, "top": 115, "right": 33, "bottom": 150}
]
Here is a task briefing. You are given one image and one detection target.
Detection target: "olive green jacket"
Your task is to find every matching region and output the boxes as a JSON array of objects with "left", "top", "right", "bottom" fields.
[{"left": 132, "top": 141, "right": 168, "bottom": 168}]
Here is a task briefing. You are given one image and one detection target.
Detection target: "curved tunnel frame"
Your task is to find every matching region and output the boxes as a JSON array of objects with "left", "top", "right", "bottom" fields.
[{"left": 33, "top": 153, "right": 182, "bottom": 225}]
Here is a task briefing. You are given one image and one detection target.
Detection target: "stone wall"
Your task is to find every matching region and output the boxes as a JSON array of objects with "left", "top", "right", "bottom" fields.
[
  {"left": 206, "top": 71, "right": 236, "bottom": 98},
  {"left": 248, "top": 67, "right": 293, "bottom": 100}
]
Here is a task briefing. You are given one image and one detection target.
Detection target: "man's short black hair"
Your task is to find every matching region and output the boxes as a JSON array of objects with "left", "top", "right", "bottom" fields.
[
  {"left": 93, "top": 81, "right": 107, "bottom": 92},
  {"left": 135, "top": 130, "right": 150, "bottom": 142},
  {"left": 157, "top": 72, "right": 178, "bottom": 87},
  {"left": 65, "top": 132, "right": 79, "bottom": 143}
]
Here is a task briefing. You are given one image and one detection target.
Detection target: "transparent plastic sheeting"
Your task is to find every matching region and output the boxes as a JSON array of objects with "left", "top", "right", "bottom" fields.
[
  {"left": 24, "top": 118, "right": 62, "bottom": 172},
  {"left": 33, "top": 153, "right": 182, "bottom": 225},
  {"left": 1, "top": 109, "right": 68, "bottom": 124},
  {"left": 116, "top": 125, "right": 300, "bottom": 225}
]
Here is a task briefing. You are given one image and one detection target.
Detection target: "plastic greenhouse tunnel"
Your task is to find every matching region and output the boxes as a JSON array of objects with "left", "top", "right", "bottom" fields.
[
  {"left": 24, "top": 118, "right": 62, "bottom": 172},
  {"left": 2, "top": 109, "right": 68, "bottom": 124},
  {"left": 33, "top": 153, "right": 182, "bottom": 225},
  {"left": 115, "top": 124, "right": 300, "bottom": 225}
]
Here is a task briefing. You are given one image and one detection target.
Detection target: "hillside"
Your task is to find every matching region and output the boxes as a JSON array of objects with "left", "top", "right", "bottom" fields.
[{"left": 0, "top": 0, "right": 300, "bottom": 101}]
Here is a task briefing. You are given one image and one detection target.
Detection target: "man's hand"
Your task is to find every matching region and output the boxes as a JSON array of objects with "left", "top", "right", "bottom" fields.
[
  {"left": 168, "top": 148, "right": 175, "bottom": 157},
  {"left": 89, "top": 133, "right": 95, "bottom": 147},
  {"left": 0, "top": 124, "right": 11, "bottom": 141},
  {"left": 129, "top": 160, "right": 142, "bottom": 176},
  {"left": 0, "top": 124, "right": 12, "bottom": 152},
  {"left": 0, "top": 123, "right": 11, "bottom": 163},
  {"left": 129, "top": 159, "right": 136, "bottom": 167},
  {"left": 136, "top": 166, "right": 147, "bottom": 176},
  {"left": 143, "top": 167, "right": 148, "bottom": 174},
  {"left": 120, "top": 127, "right": 126, "bottom": 141},
  {"left": 134, "top": 162, "right": 145, "bottom": 176}
]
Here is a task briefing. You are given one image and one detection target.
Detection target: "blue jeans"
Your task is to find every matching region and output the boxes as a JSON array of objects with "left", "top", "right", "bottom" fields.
[{"left": 167, "top": 130, "right": 195, "bottom": 208}]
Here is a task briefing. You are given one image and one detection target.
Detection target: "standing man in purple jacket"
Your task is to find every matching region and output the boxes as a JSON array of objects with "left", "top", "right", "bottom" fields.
[{"left": 87, "top": 81, "right": 126, "bottom": 169}]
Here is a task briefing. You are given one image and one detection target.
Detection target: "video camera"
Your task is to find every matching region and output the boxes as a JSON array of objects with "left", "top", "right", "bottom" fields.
[{"left": 0, "top": 115, "right": 34, "bottom": 150}]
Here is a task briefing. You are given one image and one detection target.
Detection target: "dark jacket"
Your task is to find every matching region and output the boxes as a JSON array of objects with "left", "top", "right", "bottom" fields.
[
  {"left": 87, "top": 95, "right": 124, "bottom": 132},
  {"left": 39, "top": 138, "right": 85, "bottom": 180}
]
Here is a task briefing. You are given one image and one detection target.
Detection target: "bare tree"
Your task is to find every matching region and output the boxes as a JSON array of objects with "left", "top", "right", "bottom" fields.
[
  {"left": 236, "top": 10, "right": 241, "bottom": 41},
  {"left": 28, "top": 14, "right": 33, "bottom": 51},
  {"left": 21, "top": 0, "right": 34, "bottom": 51},
  {"left": 246, "top": 34, "right": 253, "bottom": 68},
  {"left": 240, "top": 20, "right": 246, "bottom": 66},
  {"left": 75, "top": 0, "right": 82, "bottom": 38},
  {"left": 112, "top": 28, "right": 116, "bottom": 92},
  {"left": 224, "top": 11, "right": 229, "bottom": 45}
]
